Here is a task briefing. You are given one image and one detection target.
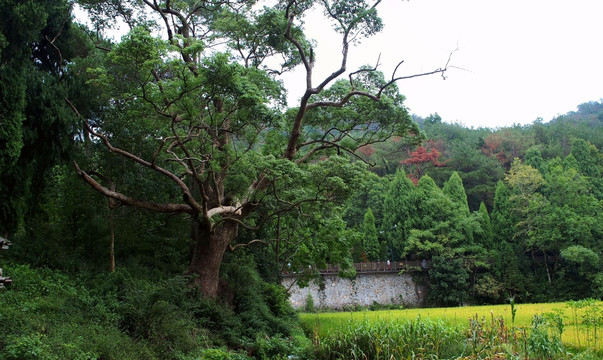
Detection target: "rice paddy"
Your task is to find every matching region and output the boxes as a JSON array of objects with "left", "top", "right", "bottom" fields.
[{"left": 300, "top": 300, "right": 603, "bottom": 359}]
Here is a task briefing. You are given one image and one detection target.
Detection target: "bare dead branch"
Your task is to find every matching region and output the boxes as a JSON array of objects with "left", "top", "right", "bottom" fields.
[{"left": 348, "top": 53, "right": 381, "bottom": 88}]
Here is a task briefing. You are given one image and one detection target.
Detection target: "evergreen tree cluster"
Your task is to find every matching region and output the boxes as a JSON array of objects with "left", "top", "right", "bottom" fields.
[{"left": 343, "top": 105, "right": 603, "bottom": 305}]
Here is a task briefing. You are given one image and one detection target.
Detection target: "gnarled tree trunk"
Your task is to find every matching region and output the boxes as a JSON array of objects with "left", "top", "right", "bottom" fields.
[{"left": 188, "top": 219, "right": 239, "bottom": 298}]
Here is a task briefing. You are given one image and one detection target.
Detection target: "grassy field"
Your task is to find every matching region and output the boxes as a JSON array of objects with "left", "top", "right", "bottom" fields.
[{"left": 300, "top": 300, "right": 603, "bottom": 355}]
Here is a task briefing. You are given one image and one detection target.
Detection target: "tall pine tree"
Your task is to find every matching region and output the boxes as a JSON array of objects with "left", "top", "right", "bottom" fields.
[
  {"left": 363, "top": 208, "right": 380, "bottom": 261},
  {"left": 382, "top": 169, "right": 418, "bottom": 259}
]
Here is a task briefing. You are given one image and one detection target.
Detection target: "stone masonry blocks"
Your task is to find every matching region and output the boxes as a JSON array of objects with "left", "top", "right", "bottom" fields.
[{"left": 282, "top": 272, "right": 425, "bottom": 310}]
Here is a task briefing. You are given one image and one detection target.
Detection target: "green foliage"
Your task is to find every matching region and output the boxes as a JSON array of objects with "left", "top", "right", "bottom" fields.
[
  {"left": 561, "top": 246, "right": 600, "bottom": 277},
  {"left": 362, "top": 208, "right": 380, "bottom": 261},
  {"left": 219, "top": 260, "right": 287, "bottom": 339},
  {"left": 0, "top": 259, "right": 307, "bottom": 359},
  {"left": 342, "top": 171, "right": 389, "bottom": 230},
  {"left": 592, "top": 273, "right": 603, "bottom": 299},
  {"left": 472, "top": 274, "right": 504, "bottom": 303},
  {"left": 474, "top": 201, "right": 494, "bottom": 248},
  {"left": 506, "top": 158, "right": 545, "bottom": 195},
  {"left": 0, "top": 0, "right": 93, "bottom": 235},
  {"left": 403, "top": 175, "right": 474, "bottom": 258},
  {"left": 305, "top": 293, "right": 315, "bottom": 313},
  {"left": 527, "top": 314, "right": 566, "bottom": 359},
  {"left": 491, "top": 181, "right": 517, "bottom": 244},
  {"left": 510, "top": 297, "right": 518, "bottom": 324},
  {"left": 571, "top": 138, "right": 601, "bottom": 178},
  {"left": 3, "top": 334, "right": 51, "bottom": 360},
  {"left": 494, "top": 153, "right": 603, "bottom": 300},
  {"left": 421, "top": 124, "right": 504, "bottom": 211},
  {"left": 382, "top": 169, "right": 418, "bottom": 259},
  {"left": 199, "top": 348, "right": 252, "bottom": 360},
  {"left": 493, "top": 241, "right": 529, "bottom": 299},
  {"left": 524, "top": 146, "right": 546, "bottom": 174},
  {"left": 214, "top": 7, "right": 307, "bottom": 72},
  {"left": 0, "top": 264, "right": 157, "bottom": 359},
  {"left": 253, "top": 332, "right": 314, "bottom": 360},
  {"left": 428, "top": 254, "right": 469, "bottom": 306},
  {"left": 443, "top": 171, "right": 470, "bottom": 215}
]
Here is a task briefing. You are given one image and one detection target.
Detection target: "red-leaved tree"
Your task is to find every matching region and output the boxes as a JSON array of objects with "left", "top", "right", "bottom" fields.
[{"left": 402, "top": 145, "right": 445, "bottom": 184}]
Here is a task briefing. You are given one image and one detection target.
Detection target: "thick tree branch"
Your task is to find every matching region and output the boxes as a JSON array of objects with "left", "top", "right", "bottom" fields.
[
  {"left": 87, "top": 170, "right": 120, "bottom": 209},
  {"left": 74, "top": 161, "right": 194, "bottom": 214},
  {"left": 207, "top": 204, "right": 242, "bottom": 218},
  {"left": 65, "top": 97, "right": 205, "bottom": 215},
  {"left": 229, "top": 239, "right": 268, "bottom": 251}
]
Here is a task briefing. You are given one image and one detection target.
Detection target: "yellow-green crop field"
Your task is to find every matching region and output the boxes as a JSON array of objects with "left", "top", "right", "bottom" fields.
[{"left": 300, "top": 301, "right": 603, "bottom": 353}]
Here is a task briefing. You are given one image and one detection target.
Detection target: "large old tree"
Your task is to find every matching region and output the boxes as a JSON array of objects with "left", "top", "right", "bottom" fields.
[{"left": 72, "top": 0, "right": 449, "bottom": 298}]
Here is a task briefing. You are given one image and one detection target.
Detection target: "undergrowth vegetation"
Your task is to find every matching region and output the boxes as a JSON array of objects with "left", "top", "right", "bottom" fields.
[{"left": 0, "top": 258, "right": 313, "bottom": 360}]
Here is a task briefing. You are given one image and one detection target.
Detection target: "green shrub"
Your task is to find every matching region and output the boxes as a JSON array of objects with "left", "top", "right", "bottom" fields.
[
  {"left": 199, "top": 348, "right": 252, "bottom": 360},
  {"left": 527, "top": 314, "right": 565, "bottom": 359},
  {"left": 253, "top": 332, "right": 315, "bottom": 360},
  {"left": 428, "top": 254, "right": 469, "bottom": 306},
  {"left": 305, "top": 292, "right": 315, "bottom": 313},
  {"left": 220, "top": 253, "right": 298, "bottom": 341},
  {"left": 264, "top": 283, "right": 295, "bottom": 318},
  {"left": 2, "top": 334, "right": 55, "bottom": 360},
  {"left": 570, "top": 349, "right": 600, "bottom": 360},
  {"left": 0, "top": 264, "right": 160, "bottom": 360},
  {"left": 0, "top": 253, "right": 305, "bottom": 360}
]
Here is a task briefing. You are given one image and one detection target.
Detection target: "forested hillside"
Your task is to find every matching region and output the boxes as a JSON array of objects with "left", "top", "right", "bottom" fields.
[
  {"left": 344, "top": 102, "right": 603, "bottom": 305},
  {"left": 0, "top": 0, "right": 601, "bottom": 358}
]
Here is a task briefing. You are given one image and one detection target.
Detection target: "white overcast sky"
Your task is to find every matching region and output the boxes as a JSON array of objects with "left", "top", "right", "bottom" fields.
[{"left": 285, "top": 0, "right": 603, "bottom": 129}]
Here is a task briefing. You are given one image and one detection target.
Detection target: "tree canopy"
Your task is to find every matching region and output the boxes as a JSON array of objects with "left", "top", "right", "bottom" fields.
[
  {"left": 65, "top": 0, "right": 450, "bottom": 297},
  {"left": 0, "top": 0, "right": 94, "bottom": 235}
]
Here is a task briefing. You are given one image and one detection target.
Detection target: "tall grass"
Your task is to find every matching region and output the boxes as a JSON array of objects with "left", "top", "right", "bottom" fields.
[
  {"left": 311, "top": 316, "right": 465, "bottom": 360},
  {"left": 302, "top": 301, "right": 603, "bottom": 359}
]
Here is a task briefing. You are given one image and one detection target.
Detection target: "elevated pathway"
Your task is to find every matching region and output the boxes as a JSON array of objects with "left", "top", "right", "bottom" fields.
[{"left": 282, "top": 260, "right": 430, "bottom": 277}]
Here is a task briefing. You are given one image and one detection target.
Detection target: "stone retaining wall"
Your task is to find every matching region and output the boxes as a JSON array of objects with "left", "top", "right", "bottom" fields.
[{"left": 282, "top": 272, "right": 425, "bottom": 310}]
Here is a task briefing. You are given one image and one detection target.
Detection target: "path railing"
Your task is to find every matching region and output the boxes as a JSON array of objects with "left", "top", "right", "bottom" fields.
[{"left": 284, "top": 260, "right": 430, "bottom": 276}]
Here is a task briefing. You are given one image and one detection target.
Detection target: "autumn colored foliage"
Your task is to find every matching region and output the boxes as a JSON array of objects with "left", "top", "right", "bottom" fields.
[
  {"left": 402, "top": 145, "right": 446, "bottom": 184},
  {"left": 357, "top": 144, "right": 376, "bottom": 157}
]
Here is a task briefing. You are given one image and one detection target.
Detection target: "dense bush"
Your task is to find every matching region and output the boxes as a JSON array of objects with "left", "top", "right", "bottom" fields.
[
  {"left": 428, "top": 254, "right": 469, "bottom": 306},
  {"left": 0, "top": 260, "right": 308, "bottom": 359},
  {"left": 0, "top": 264, "right": 156, "bottom": 360}
]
